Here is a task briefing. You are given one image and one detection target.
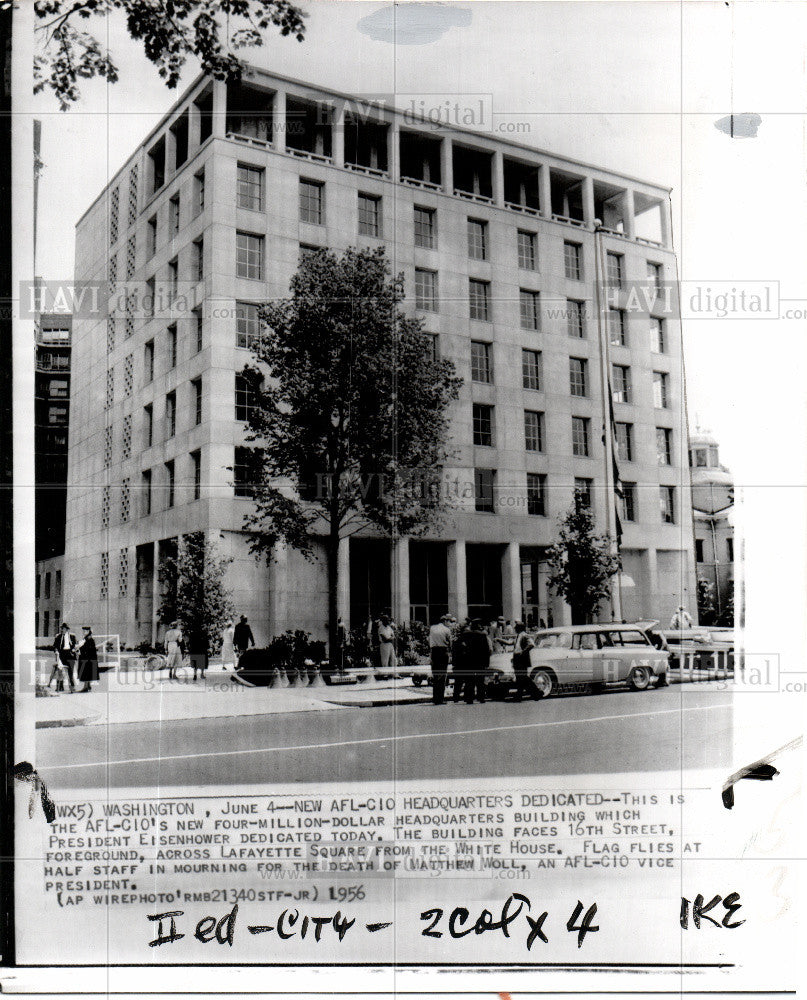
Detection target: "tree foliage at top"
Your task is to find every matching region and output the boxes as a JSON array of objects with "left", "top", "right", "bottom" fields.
[
  {"left": 546, "top": 504, "right": 620, "bottom": 625},
  {"left": 34, "top": 0, "right": 306, "bottom": 110},
  {"left": 241, "top": 245, "right": 463, "bottom": 561}
]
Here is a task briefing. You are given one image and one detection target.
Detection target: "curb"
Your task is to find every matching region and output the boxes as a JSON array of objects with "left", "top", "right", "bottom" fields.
[{"left": 36, "top": 714, "right": 101, "bottom": 729}]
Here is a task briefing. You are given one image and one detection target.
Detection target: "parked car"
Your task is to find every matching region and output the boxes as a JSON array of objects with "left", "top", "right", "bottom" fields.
[
  {"left": 661, "top": 627, "right": 734, "bottom": 674},
  {"left": 487, "top": 623, "right": 670, "bottom": 698}
]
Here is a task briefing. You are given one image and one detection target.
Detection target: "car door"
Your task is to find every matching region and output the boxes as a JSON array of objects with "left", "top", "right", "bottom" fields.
[
  {"left": 610, "top": 628, "right": 653, "bottom": 681},
  {"left": 569, "top": 632, "right": 599, "bottom": 684}
]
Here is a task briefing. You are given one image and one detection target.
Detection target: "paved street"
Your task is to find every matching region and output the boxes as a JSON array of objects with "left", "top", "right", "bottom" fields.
[{"left": 37, "top": 683, "right": 732, "bottom": 790}]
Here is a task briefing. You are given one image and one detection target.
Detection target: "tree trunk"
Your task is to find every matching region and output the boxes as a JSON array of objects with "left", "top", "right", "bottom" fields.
[{"left": 326, "top": 527, "right": 340, "bottom": 668}]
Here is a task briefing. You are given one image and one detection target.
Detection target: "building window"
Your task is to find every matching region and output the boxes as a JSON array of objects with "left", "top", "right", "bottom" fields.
[
  {"left": 653, "top": 370, "right": 669, "bottom": 408},
  {"left": 614, "top": 421, "right": 633, "bottom": 462},
  {"left": 564, "top": 241, "right": 582, "bottom": 281},
  {"left": 169, "top": 194, "right": 180, "bottom": 237},
  {"left": 522, "top": 348, "right": 542, "bottom": 391},
  {"left": 358, "top": 193, "right": 382, "bottom": 237},
  {"left": 519, "top": 289, "right": 540, "bottom": 331},
  {"left": 237, "top": 163, "right": 264, "bottom": 211},
  {"left": 120, "top": 478, "right": 131, "bottom": 522},
  {"left": 144, "top": 404, "right": 153, "bottom": 448},
  {"left": 47, "top": 404, "right": 67, "bottom": 424},
  {"left": 168, "top": 323, "right": 177, "bottom": 368},
  {"left": 193, "top": 307, "right": 203, "bottom": 353},
  {"left": 234, "top": 447, "right": 254, "bottom": 498},
  {"left": 191, "top": 450, "right": 201, "bottom": 501},
  {"left": 606, "top": 251, "right": 623, "bottom": 288},
  {"left": 194, "top": 237, "right": 204, "bottom": 281},
  {"left": 106, "top": 367, "right": 114, "bottom": 409},
  {"left": 165, "top": 460, "right": 175, "bottom": 508},
  {"left": 422, "top": 332, "right": 439, "bottom": 361},
  {"left": 100, "top": 552, "right": 109, "bottom": 599},
  {"left": 414, "top": 206, "right": 436, "bottom": 249},
  {"left": 612, "top": 364, "right": 631, "bottom": 404},
  {"left": 124, "top": 353, "right": 133, "bottom": 397},
  {"left": 35, "top": 574, "right": 40, "bottom": 599},
  {"left": 415, "top": 269, "right": 437, "bottom": 311},
  {"left": 569, "top": 357, "right": 587, "bottom": 397},
  {"left": 572, "top": 416, "right": 590, "bottom": 457},
  {"left": 692, "top": 448, "right": 708, "bottom": 468},
  {"left": 43, "top": 611, "right": 49, "bottom": 636},
  {"left": 474, "top": 468, "right": 495, "bottom": 513},
  {"left": 166, "top": 391, "right": 176, "bottom": 438},
  {"left": 48, "top": 378, "right": 69, "bottom": 398},
  {"left": 144, "top": 340, "right": 154, "bottom": 383},
  {"left": 575, "top": 477, "right": 593, "bottom": 509},
  {"left": 608, "top": 308, "right": 626, "bottom": 346},
  {"left": 44, "top": 572, "right": 51, "bottom": 599},
  {"left": 127, "top": 163, "right": 139, "bottom": 224},
  {"left": 727, "top": 537, "right": 734, "bottom": 561},
  {"left": 647, "top": 261, "right": 662, "bottom": 293},
  {"left": 650, "top": 316, "right": 666, "bottom": 353},
  {"left": 110, "top": 186, "right": 119, "bottom": 245},
  {"left": 194, "top": 168, "right": 205, "bottom": 215},
  {"left": 621, "top": 482, "right": 636, "bottom": 522},
  {"left": 168, "top": 257, "right": 178, "bottom": 301},
  {"left": 102, "top": 484, "right": 110, "bottom": 526},
  {"left": 517, "top": 229, "right": 537, "bottom": 270},
  {"left": 695, "top": 538, "right": 705, "bottom": 562},
  {"left": 236, "top": 232, "right": 264, "bottom": 280},
  {"left": 236, "top": 301, "right": 260, "bottom": 349},
  {"left": 299, "top": 179, "right": 324, "bottom": 224},
  {"left": 660, "top": 485, "right": 675, "bottom": 523},
  {"left": 566, "top": 298, "right": 584, "bottom": 338},
  {"left": 148, "top": 215, "right": 157, "bottom": 258},
  {"left": 235, "top": 372, "right": 257, "bottom": 422},
  {"left": 142, "top": 469, "right": 152, "bottom": 516},
  {"left": 472, "top": 403, "right": 494, "bottom": 447},
  {"left": 656, "top": 427, "right": 672, "bottom": 465},
  {"left": 122, "top": 413, "right": 132, "bottom": 459},
  {"left": 146, "top": 277, "right": 157, "bottom": 319},
  {"left": 103, "top": 425, "right": 113, "bottom": 469},
  {"left": 126, "top": 233, "right": 136, "bottom": 279},
  {"left": 524, "top": 410, "right": 544, "bottom": 452},
  {"left": 192, "top": 377, "right": 202, "bottom": 425},
  {"left": 469, "top": 279, "right": 491, "bottom": 321},
  {"left": 470, "top": 341, "right": 492, "bottom": 383},
  {"left": 527, "top": 473, "right": 546, "bottom": 516},
  {"left": 467, "top": 218, "right": 487, "bottom": 261}
]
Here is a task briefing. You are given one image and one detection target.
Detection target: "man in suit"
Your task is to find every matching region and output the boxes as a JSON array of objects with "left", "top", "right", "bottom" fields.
[
  {"left": 51, "top": 622, "right": 77, "bottom": 693},
  {"left": 463, "top": 619, "right": 492, "bottom": 705}
]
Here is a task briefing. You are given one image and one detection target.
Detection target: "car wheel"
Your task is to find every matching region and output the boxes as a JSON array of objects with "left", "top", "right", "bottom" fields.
[
  {"left": 530, "top": 668, "right": 555, "bottom": 699},
  {"left": 656, "top": 670, "right": 670, "bottom": 687},
  {"left": 628, "top": 666, "right": 652, "bottom": 691}
]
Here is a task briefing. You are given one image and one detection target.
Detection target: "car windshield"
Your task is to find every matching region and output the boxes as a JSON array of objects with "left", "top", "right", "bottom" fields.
[{"left": 534, "top": 632, "right": 573, "bottom": 649}]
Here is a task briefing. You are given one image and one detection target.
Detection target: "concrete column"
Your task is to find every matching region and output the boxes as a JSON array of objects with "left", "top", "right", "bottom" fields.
[
  {"left": 645, "top": 547, "right": 658, "bottom": 621},
  {"left": 270, "top": 542, "right": 289, "bottom": 635},
  {"left": 392, "top": 536, "right": 410, "bottom": 624},
  {"left": 447, "top": 539, "right": 467, "bottom": 621},
  {"left": 502, "top": 542, "right": 521, "bottom": 622},
  {"left": 539, "top": 163, "right": 552, "bottom": 218},
  {"left": 332, "top": 107, "right": 345, "bottom": 168},
  {"left": 582, "top": 175, "right": 595, "bottom": 228},
  {"left": 441, "top": 136, "right": 453, "bottom": 195},
  {"left": 492, "top": 149, "right": 505, "bottom": 206},
  {"left": 212, "top": 79, "right": 228, "bottom": 138},
  {"left": 623, "top": 188, "right": 636, "bottom": 240},
  {"left": 659, "top": 197, "right": 672, "bottom": 248},
  {"left": 557, "top": 599, "right": 573, "bottom": 626},
  {"left": 189, "top": 99, "right": 201, "bottom": 151},
  {"left": 336, "top": 535, "right": 350, "bottom": 629},
  {"left": 273, "top": 90, "right": 287, "bottom": 151},
  {"left": 150, "top": 540, "right": 159, "bottom": 647},
  {"left": 387, "top": 119, "right": 400, "bottom": 179}
]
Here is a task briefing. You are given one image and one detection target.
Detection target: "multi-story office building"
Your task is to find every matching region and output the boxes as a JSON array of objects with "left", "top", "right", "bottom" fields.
[
  {"left": 64, "top": 68, "right": 696, "bottom": 647},
  {"left": 690, "top": 430, "right": 734, "bottom": 618}
]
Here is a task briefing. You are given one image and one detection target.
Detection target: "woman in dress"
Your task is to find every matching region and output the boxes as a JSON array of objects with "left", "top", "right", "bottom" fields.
[
  {"left": 76, "top": 626, "right": 99, "bottom": 693},
  {"left": 164, "top": 621, "right": 183, "bottom": 680},
  {"left": 220, "top": 620, "right": 235, "bottom": 670}
]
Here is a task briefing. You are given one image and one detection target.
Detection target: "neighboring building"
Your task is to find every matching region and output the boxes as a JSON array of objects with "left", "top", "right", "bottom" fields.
[
  {"left": 35, "top": 312, "right": 71, "bottom": 640},
  {"left": 690, "top": 430, "right": 734, "bottom": 618},
  {"left": 64, "top": 68, "right": 696, "bottom": 647}
]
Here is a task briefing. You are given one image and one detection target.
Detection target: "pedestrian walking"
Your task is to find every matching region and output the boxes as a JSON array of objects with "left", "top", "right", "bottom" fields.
[
  {"left": 220, "top": 620, "right": 236, "bottom": 670},
  {"left": 463, "top": 619, "right": 491, "bottom": 704},
  {"left": 429, "top": 614, "right": 453, "bottom": 705},
  {"left": 378, "top": 614, "right": 397, "bottom": 670},
  {"left": 164, "top": 621, "right": 183, "bottom": 680},
  {"left": 51, "top": 623, "right": 77, "bottom": 693},
  {"left": 76, "top": 626, "right": 99, "bottom": 693},
  {"left": 512, "top": 622, "right": 539, "bottom": 701},
  {"left": 233, "top": 615, "right": 255, "bottom": 660}
]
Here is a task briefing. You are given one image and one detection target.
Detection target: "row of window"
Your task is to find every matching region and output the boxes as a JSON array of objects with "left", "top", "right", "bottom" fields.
[
  {"left": 35, "top": 611, "right": 62, "bottom": 637},
  {"left": 695, "top": 537, "right": 734, "bottom": 563},
  {"left": 35, "top": 569, "right": 62, "bottom": 600},
  {"left": 145, "top": 168, "right": 205, "bottom": 259},
  {"left": 469, "top": 403, "right": 675, "bottom": 465}
]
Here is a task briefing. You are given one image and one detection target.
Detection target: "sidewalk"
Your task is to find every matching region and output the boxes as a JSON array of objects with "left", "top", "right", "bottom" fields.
[{"left": 35, "top": 663, "right": 433, "bottom": 729}]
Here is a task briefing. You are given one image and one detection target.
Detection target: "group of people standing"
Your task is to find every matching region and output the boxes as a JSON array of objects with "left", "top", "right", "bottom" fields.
[
  {"left": 48, "top": 623, "right": 99, "bottom": 693},
  {"left": 163, "top": 615, "right": 256, "bottom": 679},
  {"left": 429, "top": 616, "right": 540, "bottom": 706}
]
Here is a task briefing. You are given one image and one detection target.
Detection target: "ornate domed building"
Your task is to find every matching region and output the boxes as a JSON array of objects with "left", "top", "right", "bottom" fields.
[{"left": 689, "top": 430, "right": 734, "bottom": 622}]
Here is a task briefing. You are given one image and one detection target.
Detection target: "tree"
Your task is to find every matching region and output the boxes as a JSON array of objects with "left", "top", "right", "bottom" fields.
[
  {"left": 34, "top": 0, "right": 306, "bottom": 111},
  {"left": 158, "top": 531, "right": 234, "bottom": 654},
  {"left": 241, "top": 245, "right": 462, "bottom": 657},
  {"left": 697, "top": 576, "right": 716, "bottom": 626},
  {"left": 546, "top": 505, "right": 620, "bottom": 625}
]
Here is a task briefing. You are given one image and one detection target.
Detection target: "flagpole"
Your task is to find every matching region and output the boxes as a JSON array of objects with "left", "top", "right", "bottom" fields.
[{"left": 593, "top": 226, "right": 622, "bottom": 621}]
